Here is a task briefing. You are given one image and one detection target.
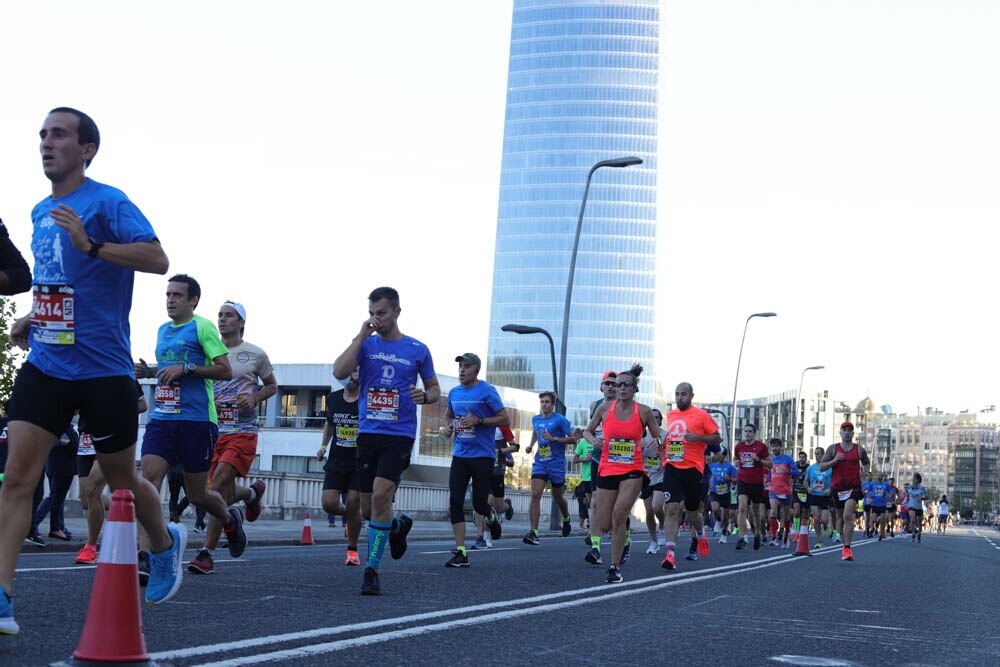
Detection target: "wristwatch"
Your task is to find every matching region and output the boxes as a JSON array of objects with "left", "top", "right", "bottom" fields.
[
  {"left": 87, "top": 238, "right": 104, "bottom": 258},
  {"left": 184, "top": 362, "right": 197, "bottom": 375}
]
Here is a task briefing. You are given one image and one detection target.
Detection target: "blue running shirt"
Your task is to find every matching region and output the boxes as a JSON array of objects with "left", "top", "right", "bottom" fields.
[
  {"left": 29, "top": 179, "right": 158, "bottom": 380},
  {"left": 447, "top": 381, "right": 506, "bottom": 459},
  {"left": 152, "top": 315, "right": 228, "bottom": 423},
  {"left": 356, "top": 335, "right": 436, "bottom": 438}
]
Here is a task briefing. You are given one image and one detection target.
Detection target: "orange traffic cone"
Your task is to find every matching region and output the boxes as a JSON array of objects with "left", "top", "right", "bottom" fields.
[
  {"left": 71, "top": 489, "right": 151, "bottom": 663},
  {"left": 793, "top": 525, "right": 812, "bottom": 556},
  {"left": 300, "top": 512, "right": 314, "bottom": 545}
]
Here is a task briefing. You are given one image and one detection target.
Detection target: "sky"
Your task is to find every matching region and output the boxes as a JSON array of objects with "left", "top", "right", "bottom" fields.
[{"left": 1, "top": 0, "right": 997, "bottom": 417}]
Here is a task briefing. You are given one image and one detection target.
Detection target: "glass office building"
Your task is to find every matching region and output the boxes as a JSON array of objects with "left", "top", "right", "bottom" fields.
[{"left": 486, "top": 0, "right": 660, "bottom": 424}]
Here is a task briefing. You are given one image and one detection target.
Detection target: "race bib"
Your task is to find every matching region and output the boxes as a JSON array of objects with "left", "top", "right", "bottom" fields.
[
  {"left": 667, "top": 440, "right": 684, "bottom": 463},
  {"left": 607, "top": 438, "right": 635, "bottom": 464},
  {"left": 774, "top": 493, "right": 788, "bottom": 500},
  {"left": 837, "top": 489, "right": 853, "bottom": 502},
  {"left": 645, "top": 457, "right": 661, "bottom": 472},
  {"left": 454, "top": 418, "right": 475, "bottom": 439},
  {"left": 366, "top": 387, "right": 400, "bottom": 421},
  {"left": 335, "top": 425, "right": 358, "bottom": 447},
  {"left": 154, "top": 384, "right": 182, "bottom": 414},
  {"left": 812, "top": 480, "right": 825, "bottom": 491},
  {"left": 78, "top": 432, "right": 95, "bottom": 456},
  {"left": 217, "top": 401, "right": 237, "bottom": 429},
  {"left": 715, "top": 482, "right": 727, "bottom": 494},
  {"left": 31, "top": 284, "right": 75, "bottom": 345},
  {"left": 537, "top": 445, "right": 552, "bottom": 461},
  {"left": 797, "top": 491, "right": 808, "bottom": 502}
]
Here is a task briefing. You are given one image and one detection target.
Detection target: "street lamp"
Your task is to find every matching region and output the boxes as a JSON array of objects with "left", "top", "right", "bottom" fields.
[
  {"left": 558, "top": 156, "right": 643, "bottom": 413},
  {"left": 704, "top": 408, "right": 730, "bottom": 453},
  {"left": 793, "top": 365, "right": 825, "bottom": 453},
  {"left": 501, "top": 323, "right": 563, "bottom": 415},
  {"left": 730, "top": 312, "right": 777, "bottom": 452}
]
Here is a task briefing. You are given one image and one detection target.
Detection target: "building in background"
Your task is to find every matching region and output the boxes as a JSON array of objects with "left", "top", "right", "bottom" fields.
[{"left": 486, "top": 0, "right": 661, "bottom": 424}]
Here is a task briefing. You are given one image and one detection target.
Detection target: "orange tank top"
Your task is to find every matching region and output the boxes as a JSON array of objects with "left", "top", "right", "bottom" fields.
[{"left": 600, "top": 400, "right": 644, "bottom": 476}]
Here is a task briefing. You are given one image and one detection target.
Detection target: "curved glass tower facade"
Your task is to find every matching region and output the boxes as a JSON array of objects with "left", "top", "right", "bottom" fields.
[{"left": 486, "top": 0, "right": 660, "bottom": 424}]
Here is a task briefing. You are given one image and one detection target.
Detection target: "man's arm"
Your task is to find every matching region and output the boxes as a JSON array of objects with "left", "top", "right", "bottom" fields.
[
  {"left": 859, "top": 447, "right": 871, "bottom": 469},
  {"left": 410, "top": 375, "right": 441, "bottom": 406},
  {"left": 49, "top": 204, "right": 169, "bottom": 274},
  {"left": 818, "top": 445, "right": 838, "bottom": 471},
  {"left": 240, "top": 372, "right": 277, "bottom": 412}
]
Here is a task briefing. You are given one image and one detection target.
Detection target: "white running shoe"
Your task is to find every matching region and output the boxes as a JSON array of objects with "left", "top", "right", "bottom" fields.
[
  {"left": 657, "top": 530, "right": 666, "bottom": 547},
  {"left": 646, "top": 543, "right": 658, "bottom": 555},
  {"left": 719, "top": 534, "right": 727, "bottom": 544}
]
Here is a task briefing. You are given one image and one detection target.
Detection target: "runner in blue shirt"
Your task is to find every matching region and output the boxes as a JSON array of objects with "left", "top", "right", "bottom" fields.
[
  {"left": 805, "top": 447, "right": 834, "bottom": 547},
  {"left": 709, "top": 459, "right": 738, "bottom": 544},
  {"left": 869, "top": 471, "right": 891, "bottom": 540},
  {"left": 523, "top": 391, "right": 575, "bottom": 545},
  {"left": 442, "top": 353, "right": 509, "bottom": 567},
  {"left": 334, "top": 286, "right": 440, "bottom": 596},
  {"left": 0, "top": 108, "right": 182, "bottom": 634},
  {"left": 135, "top": 275, "right": 240, "bottom": 575}
]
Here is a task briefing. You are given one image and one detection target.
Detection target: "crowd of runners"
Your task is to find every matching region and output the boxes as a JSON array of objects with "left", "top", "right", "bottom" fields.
[{"left": 0, "top": 108, "right": 949, "bottom": 637}]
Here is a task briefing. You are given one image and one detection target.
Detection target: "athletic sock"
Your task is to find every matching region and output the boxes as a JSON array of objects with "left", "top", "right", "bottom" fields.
[
  {"left": 562, "top": 515, "right": 571, "bottom": 523},
  {"left": 366, "top": 520, "right": 392, "bottom": 569},
  {"left": 531, "top": 528, "right": 539, "bottom": 537},
  {"left": 665, "top": 541, "right": 676, "bottom": 549},
  {"left": 591, "top": 535, "right": 601, "bottom": 550},
  {"left": 456, "top": 545, "right": 467, "bottom": 556},
  {"left": 696, "top": 530, "right": 705, "bottom": 540}
]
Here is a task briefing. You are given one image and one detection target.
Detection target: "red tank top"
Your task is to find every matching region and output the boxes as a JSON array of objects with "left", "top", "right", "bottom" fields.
[
  {"left": 831, "top": 443, "right": 861, "bottom": 490},
  {"left": 600, "top": 400, "right": 644, "bottom": 476}
]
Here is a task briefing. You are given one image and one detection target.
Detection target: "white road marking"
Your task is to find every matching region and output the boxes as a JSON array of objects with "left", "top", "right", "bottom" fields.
[{"left": 156, "top": 548, "right": 849, "bottom": 665}]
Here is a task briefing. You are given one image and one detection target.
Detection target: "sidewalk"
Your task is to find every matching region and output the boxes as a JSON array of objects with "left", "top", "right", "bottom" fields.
[{"left": 21, "top": 514, "right": 590, "bottom": 555}]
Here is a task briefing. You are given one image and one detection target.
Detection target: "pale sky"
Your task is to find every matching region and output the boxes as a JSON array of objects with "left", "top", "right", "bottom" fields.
[{"left": 1, "top": 1, "right": 997, "bottom": 416}]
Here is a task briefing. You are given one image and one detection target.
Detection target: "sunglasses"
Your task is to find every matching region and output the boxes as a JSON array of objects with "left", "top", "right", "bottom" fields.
[
  {"left": 602, "top": 381, "right": 615, "bottom": 386},
  {"left": 615, "top": 381, "right": 636, "bottom": 388}
]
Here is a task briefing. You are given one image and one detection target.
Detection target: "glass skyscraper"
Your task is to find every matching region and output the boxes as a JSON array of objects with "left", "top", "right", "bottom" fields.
[{"left": 486, "top": 0, "right": 660, "bottom": 423}]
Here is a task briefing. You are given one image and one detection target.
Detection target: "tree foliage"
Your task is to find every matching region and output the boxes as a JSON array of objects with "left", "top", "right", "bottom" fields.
[{"left": 0, "top": 297, "right": 25, "bottom": 405}]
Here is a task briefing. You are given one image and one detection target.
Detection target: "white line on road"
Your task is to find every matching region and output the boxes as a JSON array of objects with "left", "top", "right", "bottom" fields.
[{"left": 156, "top": 544, "right": 860, "bottom": 665}]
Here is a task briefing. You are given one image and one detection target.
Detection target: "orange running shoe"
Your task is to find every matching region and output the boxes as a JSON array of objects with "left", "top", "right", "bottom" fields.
[
  {"left": 345, "top": 549, "right": 361, "bottom": 566},
  {"left": 842, "top": 546, "right": 854, "bottom": 561}
]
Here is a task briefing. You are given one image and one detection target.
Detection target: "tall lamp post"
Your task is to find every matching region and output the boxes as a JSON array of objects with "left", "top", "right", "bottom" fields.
[
  {"left": 501, "top": 323, "right": 563, "bottom": 415},
  {"left": 558, "top": 156, "right": 643, "bottom": 415},
  {"left": 730, "top": 312, "right": 777, "bottom": 452},
  {"left": 793, "top": 365, "right": 825, "bottom": 453}
]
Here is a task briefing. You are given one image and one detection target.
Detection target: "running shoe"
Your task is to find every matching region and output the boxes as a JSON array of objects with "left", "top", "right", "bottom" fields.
[
  {"left": 23, "top": 533, "right": 45, "bottom": 548},
  {"left": 712, "top": 524, "right": 721, "bottom": 537},
  {"left": 245, "top": 480, "right": 267, "bottom": 522},
  {"left": 657, "top": 530, "right": 666, "bottom": 547},
  {"left": 585, "top": 547, "right": 602, "bottom": 565},
  {"left": 445, "top": 550, "right": 470, "bottom": 568},
  {"left": 484, "top": 535, "right": 493, "bottom": 548},
  {"left": 842, "top": 546, "right": 854, "bottom": 561},
  {"left": 146, "top": 523, "right": 187, "bottom": 605},
  {"left": 192, "top": 525, "right": 205, "bottom": 534},
  {"left": 878, "top": 533, "right": 884, "bottom": 542},
  {"left": 646, "top": 542, "right": 658, "bottom": 555},
  {"left": 389, "top": 514, "right": 413, "bottom": 559},
  {"left": 223, "top": 507, "right": 247, "bottom": 558},
  {"left": 75, "top": 544, "right": 99, "bottom": 565},
  {"left": 685, "top": 550, "right": 699, "bottom": 561},
  {"left": 606, "top": 566, "right": 623, "bottom": 584},
  {"left": 815, "top": 541, "right": 824, "bottom": 549},
  {"left": 345, "top": 549, "right": 361, "bottom": 566},
  {"left": 361, "top": 567, "right": 381, "bottom": 595},
  {"left": 620, "top": 542, "right": 631, "bottom": 566},
  {"left": 522, "top": 531, "right": 540, "bottom": 546},
  {"left": 719, "top": 534, "right": 727, "bottom": 544},
  {"left": 503, "top": 498, "right": 514, "bottom": 521},
  {"left": 697, "top": 533, "right": 710, "bottom": 557},
  {"left": 660, "top": 549, "right": 676, "bottom": 570},
  {"left": 0, "top": 593, "right": 18, "bottom": 635},
  {"left": 917, "top": 533, "right": 921, "bottom": 543},
  {"left": 488, "top": 509, "right": 503, "bottom": 541},
  {"left": 138, "top": 550, "right": 151, "bottom": 586},
  {"left": 561, "top": 519, "right": 572, "bottom": 537},
  {"left": 470, "top": 536, "right": 489, "bottom": 550},
  {"left": 735, "top": 539, "right": 748, "bottom": 551},
  {"left": 753, "top": 533, "right": 761, "bottom": 551},
  {"left": 187, "top": 548, "right": 214, "bottom": 574}
]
